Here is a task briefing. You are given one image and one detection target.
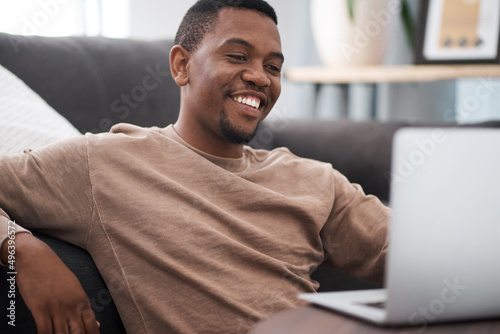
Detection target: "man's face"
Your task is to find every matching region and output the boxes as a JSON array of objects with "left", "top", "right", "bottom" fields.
[{"left": 183, "top": 8, "right": 283, "bottom": 144}]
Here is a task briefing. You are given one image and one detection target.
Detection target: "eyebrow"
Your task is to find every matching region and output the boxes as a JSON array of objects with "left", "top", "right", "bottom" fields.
[{"left": 223, "top": 38, "right": 285, "bottom": 63}]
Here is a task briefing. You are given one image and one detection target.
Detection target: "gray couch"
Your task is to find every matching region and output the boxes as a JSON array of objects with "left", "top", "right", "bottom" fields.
[{"left": 1, "top": 32, "right": 499, "bottom": 333}]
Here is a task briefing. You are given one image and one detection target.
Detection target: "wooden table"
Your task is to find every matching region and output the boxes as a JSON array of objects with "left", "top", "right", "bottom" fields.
[{"left": 251, "top": 305, "right": 500, "bottom": 334}]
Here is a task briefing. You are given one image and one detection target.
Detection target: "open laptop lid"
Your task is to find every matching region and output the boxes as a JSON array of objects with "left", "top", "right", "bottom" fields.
[{"left": 385, "top": 128, "right": 500, "bottom": 324}]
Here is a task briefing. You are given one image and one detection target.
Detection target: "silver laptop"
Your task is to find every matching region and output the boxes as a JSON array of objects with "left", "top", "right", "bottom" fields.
[{"left": 299, "top": 128, "right": 500, "bottom": 326}]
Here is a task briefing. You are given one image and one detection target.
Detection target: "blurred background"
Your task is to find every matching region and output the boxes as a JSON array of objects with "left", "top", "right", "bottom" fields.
[{"left": 1, "top": 0, "right": 499, "bottom": 124}]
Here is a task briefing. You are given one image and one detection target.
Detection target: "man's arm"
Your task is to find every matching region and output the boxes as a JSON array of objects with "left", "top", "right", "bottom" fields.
[
  {"left": 0, "top": 136, "right": 93, "bottom": 247},
  {"left": 0, "top": 136, "right": 98, "bottom": 333},
  {"left": 1, "top": 232, "right": 100, "bottom": 333},
  {"left": 320, "top": 169, "right": 390, "bottom": 284}
]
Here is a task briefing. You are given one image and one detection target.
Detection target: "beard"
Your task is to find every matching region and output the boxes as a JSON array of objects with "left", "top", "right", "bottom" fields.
[{"left": 218, "top": 109, "right": 259, "bottom": 145}]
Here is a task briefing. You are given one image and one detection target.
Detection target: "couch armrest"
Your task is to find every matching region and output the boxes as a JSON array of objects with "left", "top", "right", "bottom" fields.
[{"left": 0, "top": 232, "right": 125, "bottom": 333}]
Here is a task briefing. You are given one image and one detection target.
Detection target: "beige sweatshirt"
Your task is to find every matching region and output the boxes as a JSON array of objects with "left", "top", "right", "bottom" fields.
[{"left": 0, "top": 124, "right": 390, "bottom": 333}]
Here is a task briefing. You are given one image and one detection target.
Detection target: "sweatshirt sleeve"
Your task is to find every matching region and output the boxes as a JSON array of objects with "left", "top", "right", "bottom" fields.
[
  {"left": 320, "top": 169, "right": 391, "bottom": 284},
  {"left": 0, "top": 135, "right": 93, "bottom": 256}
]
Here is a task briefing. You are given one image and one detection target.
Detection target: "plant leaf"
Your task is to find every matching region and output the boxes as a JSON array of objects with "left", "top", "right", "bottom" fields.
[
  {"left": 347, "top": 0, "right": 355, "bottom": 23},
  {"left": 401, "top": 0, "right": 416, "bottom": 50}
]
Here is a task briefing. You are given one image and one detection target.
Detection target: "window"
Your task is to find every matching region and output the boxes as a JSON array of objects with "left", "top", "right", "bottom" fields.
[{"left": 0, "top": 0, "right": 129, "bottom": 38}]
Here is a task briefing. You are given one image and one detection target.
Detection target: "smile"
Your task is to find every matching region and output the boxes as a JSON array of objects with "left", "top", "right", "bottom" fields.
[{"left": 232, "top": 95, "right": 261, "bottom": 110}]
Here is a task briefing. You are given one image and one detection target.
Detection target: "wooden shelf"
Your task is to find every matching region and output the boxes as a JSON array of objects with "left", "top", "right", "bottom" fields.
[{"left": 285, "top": 64, "right": 500, "bottom": 84}]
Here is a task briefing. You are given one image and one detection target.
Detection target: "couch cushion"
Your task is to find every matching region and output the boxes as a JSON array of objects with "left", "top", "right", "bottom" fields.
[
  {"left": 0, "top": 64, "right": 81, "bottom": 154},
  {"left": 0, "top": 33, "right": 180, "bottom": 133}
]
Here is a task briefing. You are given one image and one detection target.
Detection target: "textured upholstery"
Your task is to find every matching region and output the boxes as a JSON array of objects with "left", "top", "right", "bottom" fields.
[{"left": 0, "top": 34, "right": 179, "bottom": 134}]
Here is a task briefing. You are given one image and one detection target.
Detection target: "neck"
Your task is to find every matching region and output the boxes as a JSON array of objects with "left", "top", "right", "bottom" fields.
[{"left": 173, "top": 120, "right": 244, "bottom": 159}]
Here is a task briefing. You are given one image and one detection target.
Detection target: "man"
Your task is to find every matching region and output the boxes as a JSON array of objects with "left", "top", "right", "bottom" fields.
[{"left": 0, "top": 0, "right": 390, "bottom": 333}]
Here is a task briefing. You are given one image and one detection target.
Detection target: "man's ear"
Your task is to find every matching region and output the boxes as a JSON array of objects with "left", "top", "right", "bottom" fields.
[{"left": 169, "top": 45, "right": 190, "bottom": 87}]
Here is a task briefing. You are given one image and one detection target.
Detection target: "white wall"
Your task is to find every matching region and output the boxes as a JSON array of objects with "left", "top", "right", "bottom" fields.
[
  {"left": 0, "top": 0, "right": 83, "bottom": 36},
  {"left": 0, "top": 0, "right": 129, "bottom": 38},
  {"left": 129, "top": 0, "right": 195, "bottom": 40}
]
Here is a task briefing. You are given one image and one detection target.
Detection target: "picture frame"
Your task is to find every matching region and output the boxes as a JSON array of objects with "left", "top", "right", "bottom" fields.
[{"left": 415, "top": 0, "right": 500, "bottom": 64}]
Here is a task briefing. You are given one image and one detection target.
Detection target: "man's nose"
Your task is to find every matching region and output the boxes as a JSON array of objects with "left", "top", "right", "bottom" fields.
[{"left": 241, "top": 65, "right": 271, "bottom": 87}]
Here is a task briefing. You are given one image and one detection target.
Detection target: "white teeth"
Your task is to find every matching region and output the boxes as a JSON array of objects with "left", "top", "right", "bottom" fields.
[{"left": 233, "top": 96, "right": 260, "bottom": 109}]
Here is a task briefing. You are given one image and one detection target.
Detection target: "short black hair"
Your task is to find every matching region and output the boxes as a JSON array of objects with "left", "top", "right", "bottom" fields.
[{"left": 175, "top": 0, "right": 278, "bottom": 52}]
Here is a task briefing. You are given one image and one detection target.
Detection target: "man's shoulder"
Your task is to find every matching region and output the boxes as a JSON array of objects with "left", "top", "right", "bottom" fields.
[
  {"left": 109, "top": 123, "right": 161, "bottom": 137},
  {"left": 84, "top": 123, "right": 179, "bottom": 155},
  {"left": 244, "top": 145, "right": 333, "bottom": 171},
  {"left": 85, "top": 123, "right": 163, "bottom": 143},
  {"left": 246, "top": 145, "right": 322, "bottom": 161}
]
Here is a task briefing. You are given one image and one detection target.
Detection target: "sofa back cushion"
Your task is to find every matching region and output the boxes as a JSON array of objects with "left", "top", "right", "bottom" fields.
[{"left": 0, "top": 33, "right": 180, "bottom": 134}]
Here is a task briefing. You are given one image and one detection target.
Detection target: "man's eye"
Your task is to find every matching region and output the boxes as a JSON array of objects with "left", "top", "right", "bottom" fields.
[
  {"left": 228, "top": 55, "right": 246, "bottom": 61},
  {"left": 266, "top": 65, "right": 281, "bottom": 73}
]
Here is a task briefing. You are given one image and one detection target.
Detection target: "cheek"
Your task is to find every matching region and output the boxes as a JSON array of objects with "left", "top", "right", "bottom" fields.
[
  {"left": 188, "top": 70, "right": 217, "bottom": 102},
  {"left": 189, "top": 58, "right": 218, "bottom": 87},
  {"left": 270, "top": 78, "right": 281, "bottom": 104},
  {"left": 191, "top": 65, "right": 231, "bottom": 95}
]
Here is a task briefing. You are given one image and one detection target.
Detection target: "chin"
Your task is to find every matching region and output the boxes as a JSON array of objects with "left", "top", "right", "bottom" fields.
[{"left": 219, "top": 110, "right": 259, "bottom": 145}]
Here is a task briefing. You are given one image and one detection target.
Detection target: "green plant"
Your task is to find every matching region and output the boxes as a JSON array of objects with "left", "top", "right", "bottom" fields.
[{"left": 347, "top": 0, "right": 415, "bottom": 49}]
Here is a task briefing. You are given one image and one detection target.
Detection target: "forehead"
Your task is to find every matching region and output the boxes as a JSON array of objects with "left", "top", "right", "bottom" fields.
[{"left": 205, "top": 8, "right": 282, "bottom": 51}]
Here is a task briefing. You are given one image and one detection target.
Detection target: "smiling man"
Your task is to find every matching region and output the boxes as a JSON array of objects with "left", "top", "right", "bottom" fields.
[
  {"left": 0, "top": 1, "right": 390, "bottom": 333},
  {"left": 171, "top": 3, "right": 283, "bottom": 157}
]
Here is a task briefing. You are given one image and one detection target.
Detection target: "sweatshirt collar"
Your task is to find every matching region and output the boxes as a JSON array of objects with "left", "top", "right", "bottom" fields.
[{"left": 162, "top": 125, "right": 249, "bottom": 173}]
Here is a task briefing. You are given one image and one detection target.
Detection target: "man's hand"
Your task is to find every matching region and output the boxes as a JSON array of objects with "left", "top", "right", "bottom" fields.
[{"left": 1, "top": 233, "right": 100, "bottom": 333}]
